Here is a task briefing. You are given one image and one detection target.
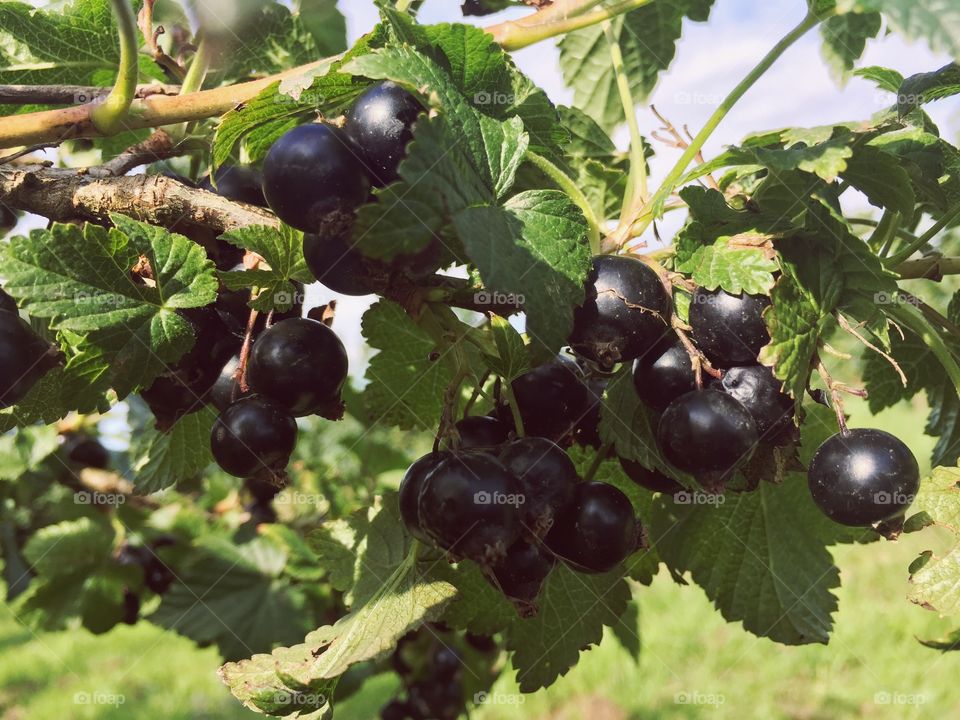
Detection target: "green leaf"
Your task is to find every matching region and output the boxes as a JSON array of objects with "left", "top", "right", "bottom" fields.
[
  {"left": 861, "top": 327, "right": 932, "bottom": 412},
  {"left": 0, "top": 0, "right": 163, "bottom": 86},
  {"left": 850, "top": 0, "right": 960, "bottom": 61},
  {"left": 219, "top": 225, "right": 312, "bottom": 312},
  {"left": 678, "top": 235, "right": 778, "bottom": 295},
  {"left": 504, "top": 563, "right": 631, "bottom": 692},
  {"left": 151, "top": 536, "right": 315, "bottom": 661},
  {"left": 650, "top": 475, "right": 844, "bottom": 644},
  {"left": 433, "top": 562, "right": 515, "bottom": 636},
  {"left": 2, "top": 218, "right": 218, "bottom": 400},
  {"left": 481, "top": 315, "right": 529, "bottom": 382},
  {"left": 558, "top": 0, "right": 715, "bottom": 131},
  {"left": 0, "top": 365, "right": 109, "bottom": 432},
  {"left": 0, "top": 426, "right": 59, "bottom": 480},
  {"left": 129, "top": 407, "right": 218, "bottom": 493},
  {"left": 897, "top": 62, "right": 960, "bottom": 115},
  {"left": 361, "top": 301, "right": 457, "bottom": 432},
  {"left": 841, "top": 145, "right": 917, "bottom": 214},
  {"left": 820, "top": 12, "right": 882, "bottom": 81},
  {"left": 854, "top": 65, "right": 905, "bottom": 92},
  {"left": 23, "top": 517, "right": 113, "bottom": 579}
]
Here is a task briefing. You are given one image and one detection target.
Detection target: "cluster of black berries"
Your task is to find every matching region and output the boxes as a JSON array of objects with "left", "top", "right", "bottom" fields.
[
  {"left": 401, "top": 409, "right": 639, "bottom": 609},
  {"left": 116, "top": 535, "right": 176, "bottom": 624},
  {"left": 0, "top": 288, "right": 58, "bottom": 409},
  {"left": 380, "top": 625, "right": 497, "bottom": 720},
  {"left": 260, "top": 81, "right": 441, "bottom": 295}
]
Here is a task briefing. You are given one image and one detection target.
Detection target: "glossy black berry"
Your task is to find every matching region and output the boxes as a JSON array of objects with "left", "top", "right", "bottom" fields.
[
  {"left": 489, "top": 538, "right": 556, "bottom": 602},
  {"left": 719, "top": 365, "right": 794, "bottom": 443},
  {"left": 210, "top": 397, "right": 298, "bottom": 478},
  {"left": 210, "top": 354, "right": 251, "bottom": 412},
  {"left": 0, "top": 287, "right": 19, "bottom": 314},
  {"left": 689, "top": 287, "right": 770, "bottom": 367},
  {"left": 618, "top": 457, "right": 683, "bottom": 495},
  {"left": 399, "top": 452, "right": 447, "bottom": 544},
  {"left": 200, "top": 164, "right": 266, "bottom": 207},
  {"left": 407, "top": 679, "right": 463, "bottom": 720},
  {"left": 248, "top": 318, "right": 348, "bottom": 417},
  {"left": 807, "top": 428, "right": 920, "bottom": 526},
  {"left": 569, "top": 255, "right": 672, "bottom": 369},
  {"left": 431, "top": 646, "right": 462, "bottom": 680},
  {"left": 546, "top": 481, "right": 638, "bottom": 574},
  {"left": 303, "top": 232, "right": 373, "bottom": 296},
  {"left": 0, "top": 309, "right": 55, "bottom": 408},
  {"left": 502, "top": 355, "right": 589, "bottom": 443},
  {"left": 381, "top": 700, "right": 411, "bottom": 720},
  {"left": 455, "top": 415, "right": 509, "bottom": 452},
  {"left": 499, "top": 437, "right": 578, "bottom": 536},
  {"left": 345, "top": 81, "right": 423, "bottom": 187},
  {"left": 657, "top": 390, "right": 758, "bottom": 481},
  {"left": 632, "top": 342, "right": 697, "bottom": 412},
  {"left": 61, "top": 432, "right": 110, "bottom": 470},
  {"left": 262, "top": 124, "right": 370, "bottom": 232},
  {"left": 418, "top": 452, "right": 522, "bottom": 563}
]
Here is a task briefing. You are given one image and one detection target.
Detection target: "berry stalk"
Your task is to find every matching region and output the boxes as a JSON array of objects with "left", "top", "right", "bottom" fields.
[{"left": 89, "top": 0, "right": 139, "bottom": 135}]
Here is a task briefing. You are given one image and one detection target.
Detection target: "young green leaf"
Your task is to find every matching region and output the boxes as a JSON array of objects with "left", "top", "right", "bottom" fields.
[{"left": 219, "top": 225, "right": 313, "bottom": 312}]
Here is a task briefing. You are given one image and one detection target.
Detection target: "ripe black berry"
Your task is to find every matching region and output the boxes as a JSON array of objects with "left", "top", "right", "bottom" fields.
[
  {"left": 0, "top": 287, "right": 19, "bottom": 314},
  {"left": 210, "top": 354, "right": 250, "bottom": 412},
  {"left": 381, "top": 700, "right": 411, "bottom": 720},
  {"left": 455, "top": 415, "right": 509, "bottom": 451},
  {"left": 248, "top": 318, "right": 348, "bottom": 417},
  {"left": 546, "top": 481, "right": 638, "bottom": 574},
  {"left": 61, "top": 432, "right": 110, "bottom": 469},
  {"left": 632, "top": 342, "right": 697, "bottom": 412},
  {"left": 210, "top": 397, "right": 298, "bottom": 478},
  {"left": 569, "top": 255, "right": 672, "bottom": 369},
  {"left": 0, "top": 309, "right": 55, "bottom": 408},
  {"left": 489, "top": 538, "right": 556, "bottom": 602},
  {"left": 200, "top": 164, "right": 266, "bottom": 207},
  {"left": 417, "top": 452, "right": 522, "bottom": 563},
  {"left": 807, "top": 428, "right": 920, "bottom": 526},
  {"left": 345, "top": 82, "right": 423, "bottom": 187},
  {"left": 465, "top": 633, "right": 496, "bottom": 653},
  {"left": 499, "top": 437, "right": 578, "bottom": 536},
  {"left": 618, "top": 457, "right": 682, "bottom": 494},
  {"left": 303, "top": 232, "right": 373, "bottom": 296},
  {"left": 407, "top": 679, "right": 463, "bottom": 720},
  {"left": 123, "top": 589, "right": 140, "bottom": 624},
  {"left": 431, "top": 646, "right": 462, "bottom": 680},
  {"left": 656, "top": 390, "right": 758, "bottom": 481},
  {"left": 399, "top": 452, "right": 447, "bottom": 544},
  {"left": 502, "top": 355, "right": 589, "bottom": 443},
  {"left": 689, "top": 287, "right": 770, "bottom": 367},
  {"left": 719, "top": 365, "right": 794, "bottom": 443},
  {"left": 262, "top": 124, "right": 370, "bottom": 232}
]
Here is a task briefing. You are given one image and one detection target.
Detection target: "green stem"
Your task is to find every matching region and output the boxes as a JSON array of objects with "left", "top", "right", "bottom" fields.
[
  {"left": 884, "top": 205, "right": 960, "bottom": 268},
  {"left": 89, "top": 0, "right": 139, "bottom": 135},
  {"left": 491, "top": 0, "right": 653, "bottom": 51},
  {"left": 870, "top": 210, "right": 901, "bottom": 258},
  {"left": 895, "top": 256, "right": 960, "bottom": 280},
  {"left": 584, "top": 442, "right": 611, "bottom": 482},
  {"left": 526, "top": 150, "right": 602, "bottom": 254},
  {"left": 178, "top": 39, "right": 213, "bottom": 97},
  {"left": 627, "top": 11, "right": 825, "bottom": 242},
  {"left": 502, "top": 383, "right": 526, "bottom": 437},
  {"left": 887, "top": 301, "right": 960, "bottom": 391},
  {"left": 395, "top": 0, "right": 413, "bottom": 11},
  {"left": 603, "top": 20, "right": 648, "bottom": 222}
]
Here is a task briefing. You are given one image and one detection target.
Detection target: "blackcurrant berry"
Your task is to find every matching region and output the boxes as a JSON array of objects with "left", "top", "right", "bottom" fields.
[
  {"left": 262, "top": 124, "right": 370, "bottom": 232},
  {"left": 689, "top": 287, "right": 770, "bottom": 367},
  {"left": 380, "top": 700, "right": 411, "bottom": 720},
  {"left": 141, "top": 308, "right": 240, "bottom": 422},
  {"left": 632, "top": 342, "right": 697, "bottom": 412},
  {"left": 455, "top": 415, "right": 509, "bottom": 451},
  {"left": 248, "top": 318, "right": 348, "bottom": 417},
  {"left": 345, "top": 81, "right": 423, "bottom": 187},
  {"left": 502, "top": 355, "right": 589, "bottom": 443},
  {"left": 431, "top": 646, "right": 462, "bottom": 680},
  {"left": 546, "top": 481, "right": 638, "bottom": 574},
  {"left": 489, "top": 538, "right": 556, "bottom": 602},
  {"left": 499, "top": 437, "right": 578, "bottom": 536},
  {"left": 399, "top": 452, "right": 447, "bottom": 544},
  {"left": 210, "top": 354, "right": 250, "bottom": 412},
  {"left": 247, "top": 499, "right": 278, "bottom": 525},
  {"left": 418, "top": 452, "right": 522, "bottom": 563},
  {"left": 303, "top": 232, "right": 374, "bottom": 296},
  {"left": 0, "top": 287, "right": 19, "bottom": 314},
  {"left": 719, "top": 365, "right": 794, "bottom": 443},
  {"left": 406, "top": 679, "right": 463, "bottom": 720},
  {"left": 569, "top": 255, "right": 672, "bottom": 369},
  {"left": 210, "top": 397, "right": 298, "bottom": 478},
  {"left": 61, "top": 432, "right": 110, "bottom": 470},
  {"left": 807, "top": 428, "right": 920, "bottom": 526},
  {"left": 122, "top": 589, "right": 140, "bottom": 625},
  {"left": 245, "top": 476, "right": 282, "bottom": 504},
  {"left": 200, "top": 164, "right": 266, "bottom": 207},
  {"left": 618, "top": 457, "right": 683, "bottom": 494},
  {"left": 656, "top": 390, "right": 758, "bottom": 481},
  {"left": 465, "top": 633, "right": 497, "bottom": 653},
  {"left": 0, "top": 309, "right": 55, "bottom": 408}
]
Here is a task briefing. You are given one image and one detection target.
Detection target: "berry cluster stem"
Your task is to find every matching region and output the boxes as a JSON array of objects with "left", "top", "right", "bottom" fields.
[{"left": 89, "top": 0, "right": 139, "bottom": 135}]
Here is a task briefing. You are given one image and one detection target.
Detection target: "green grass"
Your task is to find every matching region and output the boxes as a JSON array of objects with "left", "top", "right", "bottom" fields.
[{"left": 1, "top": 399, "right": 957, "bottom": 719}]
